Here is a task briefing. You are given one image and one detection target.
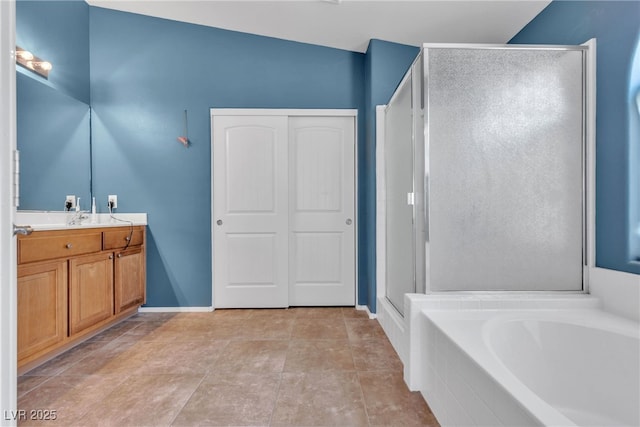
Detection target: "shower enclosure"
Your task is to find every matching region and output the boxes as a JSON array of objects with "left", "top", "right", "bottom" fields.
[{"left": 384, "top": 44, "right": 590, "bottom": 315}]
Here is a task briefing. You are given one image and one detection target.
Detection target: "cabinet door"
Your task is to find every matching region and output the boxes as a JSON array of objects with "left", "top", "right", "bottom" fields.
[
  {"left": 69, "top": 252, "right": 114, "bottom": 335},
  {"left": 114, "top": 247, "right": 145, "bottom": 313},
  {"left": 18, "top": 260, "right": 67, "bottom": 361}
]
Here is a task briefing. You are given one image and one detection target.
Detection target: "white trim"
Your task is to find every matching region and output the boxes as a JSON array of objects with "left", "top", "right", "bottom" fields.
[
  {"left": 210, "top": 109, "right": 359, "bottom": 309},
  {"left": 584, "top": 39, "right": 597, "bottom": 290},
  {"left": 0, "top": 0, "right": 17, "bottom": 424},
  {"left": 138, "top": 306, "right": 214, "bottom": 313},
  {"left": 423, "top": 42, "right": 589, "bottom": 51},
  {"left": 356, "top": 304, "right": 376, "bottom": 319},
  {"left": 210, "top": 108, "right": 357, "bottom": 117},
  {"left": 375, "top": 105, "right": 387, "bottom": 304}
]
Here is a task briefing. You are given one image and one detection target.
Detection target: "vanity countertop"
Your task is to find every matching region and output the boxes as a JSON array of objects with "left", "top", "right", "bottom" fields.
[{"left": 15, "top": 211, "right": 147, "bottom": 231}]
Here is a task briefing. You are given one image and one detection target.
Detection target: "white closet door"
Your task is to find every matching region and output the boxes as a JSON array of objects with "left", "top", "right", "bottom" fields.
[
  {"left": 213, "top": 116, "right": 289, "bottom": 308},
  {"left": 288, "top": 116, "right": 355, "bottom": 306}
]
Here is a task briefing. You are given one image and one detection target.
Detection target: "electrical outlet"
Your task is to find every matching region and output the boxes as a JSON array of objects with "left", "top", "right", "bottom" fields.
[
  {"left": 65, "top": 195, "right": 76, "bottom": 210},
  {"left": 108, "top": 195, "right": 118, "bottom": 209}
]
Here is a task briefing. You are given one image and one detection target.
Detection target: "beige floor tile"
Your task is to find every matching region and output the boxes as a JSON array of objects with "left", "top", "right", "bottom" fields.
[
  {"left": 291, "top": 318, "right": 348, "bottom": 340},
  {"left": 271, "top": 372, "right": 369, "bottom": 426},
  {"left": 345, "top": 318, "right": 388, "bottom": 341},
  {"left": 22, "top": 339, "right": 109, "bottom": 377},
  {"left": 77, "top": 374, "right": 203, "bottom": 427},
  {"left": 290, "top": 307, "right": 346, "bottom": 319},
  {"left": 18, "top": 374, "right": 126, "bottom": 426},
  {"left": 172, "top": 371, "right": 281, "bottom": 426},
  {"left": 126, "top": 312, "right": 178, "bottom": 322},
  {"left": 58, "top": 339, "right": 145, "bottom": 376},
  {"left": 16, "top": 308, "right": 440, "bottom": 426},
  {"left": 210, "top": 308, "right": 254, "bottom": 320},
  {"left": 130, "top": 340, "right": 230, "bottom": 375},
  {"left": 86, "top": 319, "right": 142, "bottom": 342},
  {"left": 213, "top": 340, "right": 289, "bottom": 373},
  {"left": 351, "top": 339, "right": 404, "bottom": 372},
  {"left": 141, "top": 317, "right": 239, "bottom": 341},
  {"left": 341, "top": 307, "right": 370, "bottom": 318},
  {"left": 17, "top": 376, "right": 50, "bottom": 399},
  {"left": 284, "top": 340, "right": 354, "bottom": 372},
  {"left": 231, "top": 318, "right": 294, "bottom": 340},
  {"left": 115, "top": 320, "right": 170, "bottom": 343},
  {"left": 359, "top": 371, "right": 440, "bottom": 426},
  {"left": 248, "top": 308, "right": 297, "bottom": 321}
]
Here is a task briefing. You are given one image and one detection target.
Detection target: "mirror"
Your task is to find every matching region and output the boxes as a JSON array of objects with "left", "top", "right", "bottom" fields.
[{"left": 17, "top": 71, "right": 91, "bottom": 211}]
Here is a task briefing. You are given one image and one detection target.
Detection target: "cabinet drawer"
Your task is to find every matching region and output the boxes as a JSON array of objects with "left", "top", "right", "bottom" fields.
[
  {"left": 19, "top": 232, "right": 103, "bottom": 264},
  {"left": 103, "top": 227, "right": 144, "bottom": 250}
]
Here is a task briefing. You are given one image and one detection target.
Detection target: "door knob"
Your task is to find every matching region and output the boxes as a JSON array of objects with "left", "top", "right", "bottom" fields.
[
  {"left": 217, "top": 220, "right": 223, "bottom": 226},
  {"left": 346, "top": 218, "right": 352, "bottom": 225}
]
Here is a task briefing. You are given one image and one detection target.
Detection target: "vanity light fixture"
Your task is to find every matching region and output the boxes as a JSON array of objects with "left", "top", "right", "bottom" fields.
[{"left": 16, "top": 46, "right": 52, "bottom": 79}]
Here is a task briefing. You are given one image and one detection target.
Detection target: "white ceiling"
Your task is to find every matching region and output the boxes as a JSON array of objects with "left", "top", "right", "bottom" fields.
[{"left": 87, "top": 0, "right": 551, "bottom": 53}]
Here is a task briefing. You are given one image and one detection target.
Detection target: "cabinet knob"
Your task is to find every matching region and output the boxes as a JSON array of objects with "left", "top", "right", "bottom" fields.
[
  {"left": 109, "top": 255, "right": 114, "bottom": 259},
  {"left": 65, "top": 243, "right": 72, "bottom": 249},
  {"left": 117, "top": 253, "right": 122, "bottom": 258},
  {"left": 125, "top": 236, "right": 130, "bottom": 241},
  {"left": 216, "top": 219, "right": 223, "bottom": 226}
]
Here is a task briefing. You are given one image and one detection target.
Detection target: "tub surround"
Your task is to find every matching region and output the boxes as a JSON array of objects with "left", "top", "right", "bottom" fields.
[
  {"left": 402, "top": 294, "right": 639, "bottom": 427},
  {"left": 588, "top": 267, "right": 640, "bottom": 322}
]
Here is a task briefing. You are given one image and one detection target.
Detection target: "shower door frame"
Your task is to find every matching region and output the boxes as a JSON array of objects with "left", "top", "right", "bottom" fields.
[
  {"left": 381, "top": 53, "right": 427, "bottom": 316},
  {"left": 421, "top": 42, "right": 596, "bottom": 294}
]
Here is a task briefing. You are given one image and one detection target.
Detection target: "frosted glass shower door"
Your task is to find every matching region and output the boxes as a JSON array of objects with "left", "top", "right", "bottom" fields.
[
  {"left": 426, "top": 46, "right": 586, "bottom": 291},
  {"left": 385, "top": 72, "right": 416, "bottom": 313}
]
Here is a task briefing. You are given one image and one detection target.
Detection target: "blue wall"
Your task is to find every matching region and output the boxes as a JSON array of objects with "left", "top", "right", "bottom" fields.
[
  {"left": 16, "top": 0, "right": 90, "bottom": 103},
  {"left": 511, "top": 1, "right": 640, "bottom": 275},
  {"left": 363, "top": 39, "right": 420, "bottom": 311},
  {"left": 89, "top": 8, "right": 366, "bottom": 307}
]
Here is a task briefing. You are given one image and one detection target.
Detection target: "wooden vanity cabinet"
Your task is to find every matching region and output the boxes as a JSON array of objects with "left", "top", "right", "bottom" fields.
[
  {"left": 114, "top": 247, "right": 145, "bottom": 313},
  {"left": 17, "top": 260, "right": 67, "bottom": 362},
  {"left": 17, "top": 225, "right": 146, "bottom": 371},
  {"left": 69, "top": 251, "right": 115, "bottom": 335}
]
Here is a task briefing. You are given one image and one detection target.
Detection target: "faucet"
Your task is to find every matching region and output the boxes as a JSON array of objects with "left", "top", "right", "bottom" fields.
[{"left": 67, "top": 209, "right": 88, "bottom": 226}]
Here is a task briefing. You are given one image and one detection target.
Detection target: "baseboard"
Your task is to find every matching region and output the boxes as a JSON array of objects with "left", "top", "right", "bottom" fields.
[
  {"left": 138, "top": 306, "right": 214, "bottom": 313},
  {"left": 356, "top": 304, "right": 377, "bottom": 319}
]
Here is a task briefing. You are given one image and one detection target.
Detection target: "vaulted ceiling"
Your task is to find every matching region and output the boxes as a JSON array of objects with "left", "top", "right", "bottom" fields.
[{"left": 87, "top": 0, "right": 551, "bottom": 53}]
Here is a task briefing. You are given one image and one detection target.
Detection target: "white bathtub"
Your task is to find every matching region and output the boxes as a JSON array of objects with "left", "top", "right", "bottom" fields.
[{"left": 405, "top": 294, "right": 640, "bottom": 426}]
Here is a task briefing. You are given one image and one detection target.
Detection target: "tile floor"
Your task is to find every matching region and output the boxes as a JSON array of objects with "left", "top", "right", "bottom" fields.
[{"left": 18, "top": 307, "right": 440, "bottom": 426}]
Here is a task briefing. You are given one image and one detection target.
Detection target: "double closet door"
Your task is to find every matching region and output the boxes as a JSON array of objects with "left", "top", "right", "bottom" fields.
[{"left": 212, "top": 111, "right": 356, "bottom": 308}]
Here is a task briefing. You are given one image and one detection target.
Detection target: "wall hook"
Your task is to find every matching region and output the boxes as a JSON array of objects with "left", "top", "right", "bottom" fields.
[{"left": 177, "top": 109, "right": 190, "bottom": 147}]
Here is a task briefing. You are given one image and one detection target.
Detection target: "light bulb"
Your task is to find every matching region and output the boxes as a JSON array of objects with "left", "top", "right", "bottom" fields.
[{"left": 17, "top": 50, "right": 33, "bottom": 61}]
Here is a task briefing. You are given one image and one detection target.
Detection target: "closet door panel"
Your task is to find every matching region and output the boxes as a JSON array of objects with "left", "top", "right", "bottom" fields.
[
  {"left": 289, "top": 116, "right": 355, "bottom": 306},
  {"left": 213, "top": 116, "right": 289, "bottom": 308}
]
